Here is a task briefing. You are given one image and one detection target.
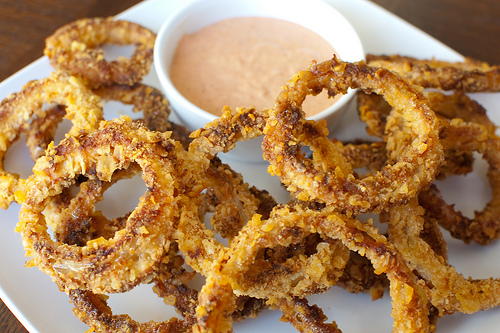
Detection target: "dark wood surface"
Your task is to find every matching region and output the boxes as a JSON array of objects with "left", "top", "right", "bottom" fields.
[{"left": 0, "top": 0, "right": 498, "bottom": 332}]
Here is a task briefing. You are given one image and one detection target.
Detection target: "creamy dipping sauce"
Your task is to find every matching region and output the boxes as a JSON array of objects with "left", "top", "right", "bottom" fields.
[{"left": 170, "top": 17, "right": 339, "bottom": 116}]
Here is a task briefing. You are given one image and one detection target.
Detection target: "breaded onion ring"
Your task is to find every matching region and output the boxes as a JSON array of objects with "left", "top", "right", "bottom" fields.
[
  {"left": 191, "top": 201, "right": 349, "bottom": 301},
  {"left": 153, "top": 242, "right": 266, "bottom": 324},
  {"left": 93, "top": 83, "right": 173, "bottom": 132},
  {"left": 23, "top": 104, "right": 66, "bottom": 159},
  {"left": 358, "top": 91, "right": 495, "bottom": 139},
  {"left": 195, "top": 204, "right": 432, "bottom": 332},
  {"left": 70, "top": 242, "right": 196, "bottom": 333},
  {"left": 263, "top": 57, "right": 443, "bottom": 213},
  {"left": 358, "top": 91, "right": 494, "bottom": 177},
  {"left": 189, "top": 106, "right": 266, "bottom": 158},
  {"left": 385, "top": 199, "right": 500, "bottom": 314},
  {"left": 45, "top": 18, "right": 155, "bottom": 87},
  {"left": 24, "top": 83, "right": 181, "bottom": 161},
  {"left": 359, "top": 91, "right": 500, "bottom": 244},
  {"left": 268, "top": 297, "right": 341, "bottom": 333},
  {"left": 42, "top": 165, "right": 140, "bottom": 246},
  {"left": 0, "top": 72, "right": 102, "bottom": 209},
  {"left": 366, "top": 54, "right": 500, "bottom": 92},
  {"left": 70, "top": 289, "right": 191, "bottom": 333},
  {"left": 16, "top": 118, "right": 181, "bottom": 293},
  {"left": 420, "top": 138, "right": 500, "bottom": 245}
]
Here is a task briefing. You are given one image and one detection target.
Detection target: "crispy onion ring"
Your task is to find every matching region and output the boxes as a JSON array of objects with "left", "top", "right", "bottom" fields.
[
  {"left": 358, "top": 90, "right": 495, "bottom": 139},
  {"left": 172, "top": 152, "right": 274, "bottom": 318},
  {"left": 419, "top": 136, "right": 500, "bottom": 245},
  {"left": 42, "top": 165, "right": 140, "bottom": 246},
  {"left": 268, "top": 297, "right": 341, "bottom": 333},
  {"left": 187, "top": 108, "right": 352, "bottom": 299},
  {"left": 195, "top": 204, "right": 432, "bottom": 333},
  {"left": 70, "top": 289, "right": 191, "bottom": 333},
  {"left": 263, "top": 57, "right": 443, "bottom": 213},
  {"left": 358, "top": 91, "right": 494, "bottom": 177},
  {"left": 70, "top": 242, "right": 196, "bottom": 333},
  {"left": 24, "top": 83, "right": 180, "bottom": 161},
  {"left": 189, "top": 106, "right": 266, "bottom": 158},
  {"left": 93, "top": 83, "right": 173, "bottom": 132},
  {"left": 45, "top": 18, "right": 155, "bottom": 87},
  {"left": 358, "top": 91, "right": 500, "bottom": 244},
  {"left": 175, "top": 161, "right": 275, "bottom": 275},
  {"left": 190, "top": 201, "right": 349, "bottom": 300},
  {"left": 23, "top": 104, "right": 67, "bottom": 159},
  {"left": 16, "top": 118, "right": 181, "bottom": 293},
  {"left": 0, "top": 72, "right": 102, "bottom": 209},
  {"left": 153, "top": 241, "right": 266, "bottom": 324},
  {"left": 70, "top": 246, "right": 264, "bottom": 333},
  {"left": 366, "top": 54, "right": 500, "bottom": 92},
  {"left": 94, "top": 83, "right": 192, "bottom": 149},
  {"left": 340, "top": 141, "right": 448, "bottom": 300},
  {"left": 385, "top": 199, "right": 500, "bottom": 315}
]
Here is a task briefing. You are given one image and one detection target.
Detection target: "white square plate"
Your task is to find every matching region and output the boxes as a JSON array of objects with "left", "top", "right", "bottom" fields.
[{"left": 0, "top": 0, "right": 498, "bottom": 332}]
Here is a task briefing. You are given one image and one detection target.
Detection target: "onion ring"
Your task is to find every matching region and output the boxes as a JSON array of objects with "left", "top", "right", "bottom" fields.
[
  {"left": 93, "top": 83, "right": 172, "bottom": 132},
  {"left": 268, "top": 297, "right": 341, "bottom": 332},
  {"left": 23, "top": 83, "right": 184, "bottom": 162},
  {"left": 385, "top": 199, "right": 500, "bottom": 314},
  {"left": 70, "top": 289, "right": 192, "bottom": 333},
  {"left": 263, "top": 57, "right": 443, "bottom": 213},
  {"left": 69, "top": 242, "right": 197, "bottom": 333},
  {"left": 45, "top": 17, "right": 155, "bottom": 87},
  {"left": 195, "top": 203, "right": 432, "bottom": 332},
  {"left": 153, "top": 241, "right": 266, "bottom": 323},
  {"left": 16, "top": 118, "right": 181, "bottom": 293},
  {"left": 23, "top": 104, "right": 66, "bottom": 160},
  {"left": 0, "top": 71, "right": 102, "bottom": 209},
  {"left": 189, "top": 106, "right": 266, "bottom": 158},
  {"left": 366, "top": 54, "right": 500, "bottom": 92},
  {"left": 360, "top": 91, "right": 500, "bottom": 244},
  {"left": 419, "top": 138, "right": 500, "bottom": 246},
  {"left": 42, "top": 165, "right": 140, "bottom": 246},
  {"left": 358, "top": 91, "right": 494, "bottom": 177},
  {"left": 358, "top": 91, "right": 495, "bottom": 139}
]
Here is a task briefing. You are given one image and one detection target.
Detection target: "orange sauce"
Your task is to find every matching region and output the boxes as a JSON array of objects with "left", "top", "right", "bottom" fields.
[{"left": 170, "top": 17, "right": 338, "bottom": 116}]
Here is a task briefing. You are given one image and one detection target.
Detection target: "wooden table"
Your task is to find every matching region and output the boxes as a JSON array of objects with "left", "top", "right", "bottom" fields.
[{"left": 0, "top": 0, "right": 498, "bottom": 332}]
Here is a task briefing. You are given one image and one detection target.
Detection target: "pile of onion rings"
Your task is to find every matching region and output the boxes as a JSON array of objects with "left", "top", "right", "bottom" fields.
[{"left": 1, "top": 16, "right": 498, "bottom": 333}]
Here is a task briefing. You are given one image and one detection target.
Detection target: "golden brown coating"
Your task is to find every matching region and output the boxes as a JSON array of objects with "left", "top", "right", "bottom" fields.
[
  {"left": 269, "top": 297, "right": 341, "bottom": 333},
  {"left": 70, "top": 289, "right": 192, "bottom": 333},
  {"left": 189, "top": 106, "right": 267, "bottom": 158},
  {"left": 69, "top": 243, "right": 196, "bottom": 333},
  {"left": 357, "top": 91, "right": 495, "bottom": 177},
  {"left": 385, "top": 199, "right": 500, "bottom": 315},
  {"left": 17, "top": 118, "right": 181, "bottom": 293},
  {"left": 24, "top": 83, "right": 185, "bottom": 162},
  {"left": 45, "top": 18, "right": 155, "bottom": 88},
  {"left": 360, "top": 89, "right": 500, "bottom": 244},
  {"left": 195, "top": 204, "right": 432, "bottom": 333},
  {"left": 153, "top": 242, "right": 266, "bottom": 325},
  {"left": 420, "top": 139, "right": 500, "bottom": 246},
  {"left": 42, "top": 166, "right": 140, "bottom": 246},
  {"left": 263, "top": 56, "right": 443, "bottom": 214},
  {"left": 93, "top": 83, "right": 173, "bottom": 132},
  {"left": 174, "top": 157, "right": 276, "bottom": 276},
  {"left": 0, "top": 71, "right": 102, "bottom": 209},
  {"left": 337, "top": 251, "right": 388, "bottom": 299},
  {"left": 342, "top": 140, "right": 387, "bottom": 171},
  {"left": 23, "top": 104, "right": 66, "bottom": 160},
  {"left": 358, "top": 90, "right": 496, "bottom": 139},
  {"left": 366, "top": 54, "right": 500, "bottom": 92}
]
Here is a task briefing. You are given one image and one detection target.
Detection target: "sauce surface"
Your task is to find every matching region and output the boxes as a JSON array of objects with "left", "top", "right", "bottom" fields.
[{"left": 170, "top": 17, "right": 338, "bottom": 116}]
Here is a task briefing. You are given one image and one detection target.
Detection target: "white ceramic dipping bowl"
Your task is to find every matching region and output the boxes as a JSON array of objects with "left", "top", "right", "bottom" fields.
[{"left": 154, "top": 0, "right": 365, "bottom": 163}]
